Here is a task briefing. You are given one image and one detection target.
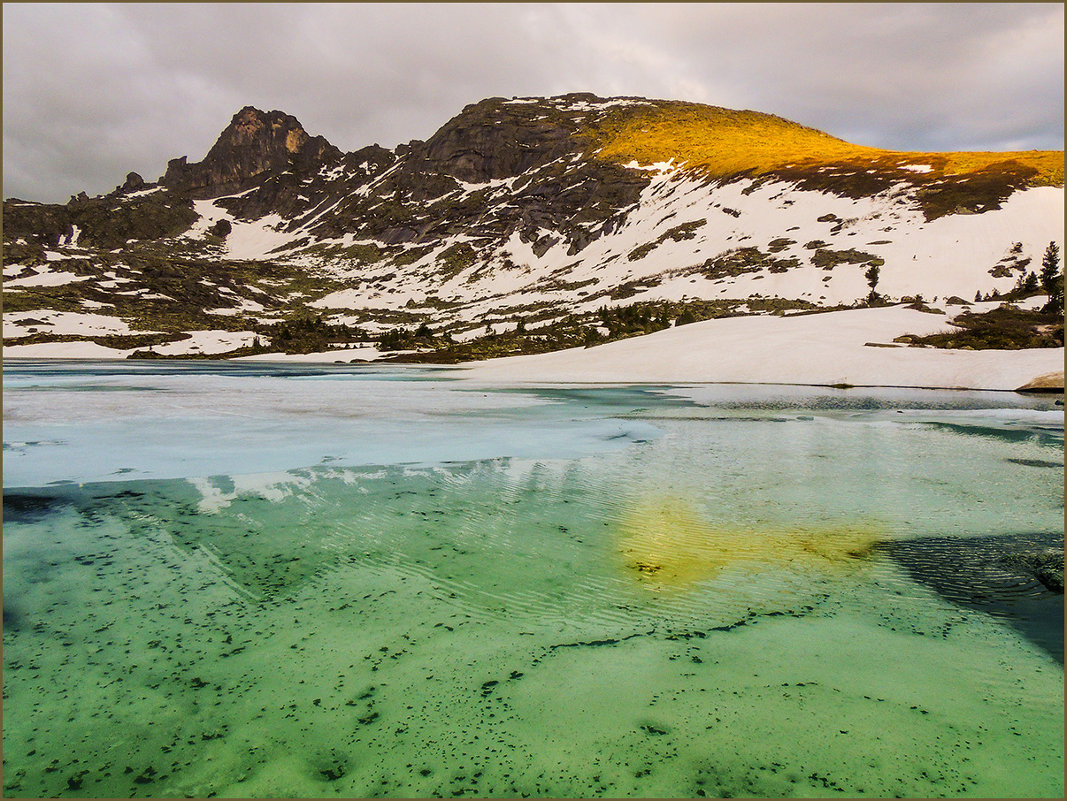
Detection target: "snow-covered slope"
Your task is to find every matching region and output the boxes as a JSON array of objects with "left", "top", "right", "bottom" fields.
[
  {"left": 460, "top": 302, "right": 1064, "bottom": 392},
  {"left": 3, "top": 94, "right": 1063, "bottom": 365}
]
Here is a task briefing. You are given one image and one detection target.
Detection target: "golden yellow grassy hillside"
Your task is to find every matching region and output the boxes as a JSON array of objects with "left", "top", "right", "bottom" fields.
[{"left": 589, "top": 102, "right": 1064, "bottom": 185}]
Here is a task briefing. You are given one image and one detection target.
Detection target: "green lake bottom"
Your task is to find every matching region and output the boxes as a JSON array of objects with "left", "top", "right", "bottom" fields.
[{"left": 2, "top": 402, "right": 1064, "bottom": 798}]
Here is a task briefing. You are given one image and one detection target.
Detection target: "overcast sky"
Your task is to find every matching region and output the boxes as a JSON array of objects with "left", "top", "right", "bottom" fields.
[{"left": 3, "top": 2, "right": 1063, "bottom": 203}]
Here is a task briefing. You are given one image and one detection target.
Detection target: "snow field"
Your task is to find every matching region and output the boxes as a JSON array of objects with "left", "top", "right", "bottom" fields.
[{"left": 460, "top": 304, "right": 1064, "bottom": 391}]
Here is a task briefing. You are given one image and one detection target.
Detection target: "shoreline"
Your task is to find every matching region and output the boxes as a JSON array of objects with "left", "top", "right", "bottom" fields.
[
  {"left": 4, "top": 305, "right": 1063, "bottom": 393},
  {"left": 5, "top": 357, "right": 1062, "bottom": 396},
  {"left": 3, "top": 354, "right": 1060, "bottom": 394}
]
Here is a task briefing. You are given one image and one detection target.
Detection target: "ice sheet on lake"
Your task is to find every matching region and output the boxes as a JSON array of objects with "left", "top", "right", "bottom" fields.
[{"left": 2, "top": 361, "right": 662, "bottom": 487}]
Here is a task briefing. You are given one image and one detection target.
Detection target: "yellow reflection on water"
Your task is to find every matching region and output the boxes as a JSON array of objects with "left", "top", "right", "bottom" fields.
[{"left": 617, "top": 496, "right": 879, "bottom": 590}]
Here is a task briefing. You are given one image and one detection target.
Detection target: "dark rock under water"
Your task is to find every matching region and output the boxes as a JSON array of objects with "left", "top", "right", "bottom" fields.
[
  {"left": 2, "top": 490, "right": 77, "bottom": 523},
  {"left": 878, "top": 532, "right": 1064, "bottom": 664}
]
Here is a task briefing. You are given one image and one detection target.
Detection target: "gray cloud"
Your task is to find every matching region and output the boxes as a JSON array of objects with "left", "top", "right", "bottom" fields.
[{"left": 4, "top": 2, "right": 1062, "bottom": 203}]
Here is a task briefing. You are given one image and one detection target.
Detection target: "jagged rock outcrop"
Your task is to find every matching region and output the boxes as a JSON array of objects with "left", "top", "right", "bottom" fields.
[
  {"left": 3, "top": 192, "right": 197, "bottom": 250},
  {"left": 10, "top": 95, "right": 1060, "bottom": 258},
  {"left": 120, "top": 172, "right": 146, "bottom": 193},
  {"left": 249, "top": 95, "right": 650, "bottom": 251},
  {"left": 2, "top": 200, "right": 73, "bottom": 246},
  {"left": 415, "top": 94, "right": 587, "bottom": 182},
  {"left": 161, "top": 106, "right": 343, "bottom": 199}
]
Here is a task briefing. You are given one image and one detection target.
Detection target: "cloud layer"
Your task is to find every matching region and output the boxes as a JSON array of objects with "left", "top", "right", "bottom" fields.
[{"left": 4, "top": 2, "right": 1063, "bottom": 202}]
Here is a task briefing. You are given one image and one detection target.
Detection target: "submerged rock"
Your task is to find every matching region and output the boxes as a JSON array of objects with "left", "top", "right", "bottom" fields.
[
  {"left": 1, "top": 490, "right": 79, "bottom": 522},
  {"left": 999, "top": 549, "right": 1064, "bottom": 593},
  {"left": 878, "top": 532, "right": 1064, "bottom": 663}
]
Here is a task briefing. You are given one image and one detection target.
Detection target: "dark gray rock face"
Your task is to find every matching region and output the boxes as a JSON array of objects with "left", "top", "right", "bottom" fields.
[
  {"left": 121, "top": 172, "right": 146, "bottom": 193},
  {"left": 161, "top": 106, "right": 343, "bottom": 199},
  {"left": 207, "top": 218, "right": 232, "bottom": 238},
  {"left": 304, "top": 95, "right": 649, "bottom": 252},
  {"left": 4, "top": 191, "right": 198, "bottom": 249},
  {"left": 417, "top": 96, "right": 584, "bottom": 182},
  {"left": 2, "top": 200, "right": 73, "bottom": 246}
]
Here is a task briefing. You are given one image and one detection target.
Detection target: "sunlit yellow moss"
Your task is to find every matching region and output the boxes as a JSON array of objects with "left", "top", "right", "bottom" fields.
[
  {"left": 588, "top": 102, "right": 1063, "bottom": 186},
  {"left": 617, "top": 495, "right": 879, "bottom": 590}
]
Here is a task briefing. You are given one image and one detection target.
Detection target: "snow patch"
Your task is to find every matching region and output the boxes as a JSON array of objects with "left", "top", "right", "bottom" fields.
[
  {"left": 57, "top": 224, "right": 83, "bottom": 246},
  {"left": 122, "top": 186, "right": 166, "bottom": 199},
  {"left": 226, "top": 214, "right": 297, "bottom": 260},
  {"left": 462, "top": 305, "right": 1064, "bottom": 391},
  {"left": 1, "top": 341, "right": 131, "bottom": 359},
  {"left": 4, "top": 270, "right": 90, "bottom": 288},
  {"left": 234, "top": 345, "right": 383, "bottom": 363},
  {"left": 3, "top": 311, "right": 147, "bottom": 338},
  {"left": 206, "top": 297, "right": 266, "bottom": 316},
  {"left": 150, "top": 330, "right": 259, "bottom": 356}
]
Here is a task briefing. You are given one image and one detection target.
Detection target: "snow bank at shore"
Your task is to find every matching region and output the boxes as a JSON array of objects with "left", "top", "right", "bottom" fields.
[
  {"left": 2, "top": 340, "right": 132, "bottom": 359},
  {"left": 234, "top": 345, "right": 382, "bottom": 363},
  {"left": 458, "top": 305, "right": 1064, "bottom": 392},
  {"left": 4, "top": 305, "right": 1062, "bottom": 392}
]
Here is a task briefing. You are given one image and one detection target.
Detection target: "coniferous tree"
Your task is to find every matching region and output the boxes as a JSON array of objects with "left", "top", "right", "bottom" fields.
[
  {"left": 1040, "top": 241, "right": 1062, "bottom": 313},
  {"left": 864, "top": 265, "right": 881, "bottom": 305}
]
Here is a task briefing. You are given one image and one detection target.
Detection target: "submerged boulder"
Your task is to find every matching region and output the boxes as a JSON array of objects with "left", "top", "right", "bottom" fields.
[
  {"left": 999, "top": 549, "right": 1065, "bottom": 593},
  {"left": 878, "top": 532, "right": 1064, "bottom": 663}
]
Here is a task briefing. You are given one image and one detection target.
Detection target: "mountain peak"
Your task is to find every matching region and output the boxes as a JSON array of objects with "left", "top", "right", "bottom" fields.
[
  {"left": 224, "top": 106, "right": 307, "bottom": 152},
  {"left": 161, "top": 105, "right": 341, "bottom": 198}
]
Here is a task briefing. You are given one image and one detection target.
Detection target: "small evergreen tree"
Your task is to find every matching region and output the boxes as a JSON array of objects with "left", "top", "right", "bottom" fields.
[
  {"left": 378, "top": 327, "right": 411, "bottom": 351},
  {"left": 1041, "top": 242, "right": 1060, "bottom": 286},
  {"left": 1015, "top": 271, "right": 1040, "bottom": 295},
  {"left": 1040, "top": 241, "right": 1062, "bottom": 313},
  {"left": 864, "top": 264, "right": 881, "bottom": 305}
]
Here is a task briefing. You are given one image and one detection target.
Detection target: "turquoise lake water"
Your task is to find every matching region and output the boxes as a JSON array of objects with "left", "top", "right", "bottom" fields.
[{"left": 2, "top": 360, "right": 1063, "bottom": 797}]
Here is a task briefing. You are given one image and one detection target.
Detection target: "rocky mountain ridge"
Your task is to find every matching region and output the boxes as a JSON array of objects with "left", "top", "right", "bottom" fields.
[
  {"left": 3, "top": 94, "right": 1063, "bottom": 360},
  {"left": 161, "top": 106, "right": 344, "bottom": 199}
]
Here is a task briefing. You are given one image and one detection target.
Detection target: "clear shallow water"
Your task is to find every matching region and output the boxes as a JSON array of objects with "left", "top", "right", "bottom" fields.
[{"left": 2, "top": 360, "right": 1063, "bottom": 798}]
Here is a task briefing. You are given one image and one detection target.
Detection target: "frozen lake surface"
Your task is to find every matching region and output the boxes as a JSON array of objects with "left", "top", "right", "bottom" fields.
[{"left": 3, "top": 360, "right": 1063, "bottom": 797}]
